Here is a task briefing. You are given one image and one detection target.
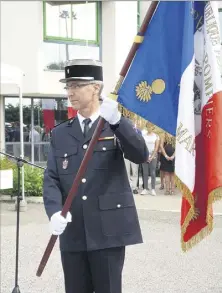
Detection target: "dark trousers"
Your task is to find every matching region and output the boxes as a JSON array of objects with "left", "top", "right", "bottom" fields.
[
  {"left": 137, "top": 164, "right": 144, "bottom": 189},
  {"left": 61, "top": 247, "right": 125, "bottom": 293}
]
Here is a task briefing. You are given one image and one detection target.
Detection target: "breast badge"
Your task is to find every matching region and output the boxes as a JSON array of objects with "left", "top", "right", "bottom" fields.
[{"left": 62, "top": 153, "right": 68, "bottom": 169}]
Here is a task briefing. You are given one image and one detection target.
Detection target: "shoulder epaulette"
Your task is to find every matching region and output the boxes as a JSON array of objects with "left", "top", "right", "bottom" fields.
[{"left": 53, "top": 117, "right": 76, "bottom": 129}]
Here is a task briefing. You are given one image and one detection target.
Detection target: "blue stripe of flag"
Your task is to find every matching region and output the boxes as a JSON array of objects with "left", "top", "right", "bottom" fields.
[{"left": 117, "top": 1, "right": 203, "bottom": 136}]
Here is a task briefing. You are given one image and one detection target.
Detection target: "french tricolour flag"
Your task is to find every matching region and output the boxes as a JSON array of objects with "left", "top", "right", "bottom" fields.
[
  {"left": 117, "top": 1, "right": 222, "bottom": 251},
  {"left": 178, "top": 2, "right": 222, "bottom": 251}
]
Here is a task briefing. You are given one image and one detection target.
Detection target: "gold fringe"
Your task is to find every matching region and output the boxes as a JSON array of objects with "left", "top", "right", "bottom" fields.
[
  {"left": 176, "top": 175, "right": 212, "bottom": 252},
  {"left": 207, "top": 187, "right": 222, "bottom": 230},
  {"left": 175, "top": 176, "right": 194, "bottom": 209},
  {"left": 113, "top": 76, "right": 124, "bottom": 94},
  {"left": 181, "top": 224, "right": 213, "bottom": 252},
  {"left": 178, "top": 184, "right": 222, "bottom": 252},
  {"left": 209, "top": 186, "right": 222, "bottom": 203},
  {"left": 174, "top": 175, "right": 196, "bottom": 252},
  {"left": 134, "top": 35, "right": 144, "bottom": 43},
  {"left": 119, "top": 105, "right": 176, "bottom": 149},
  {"left": 118, "top": 105, "right": 172, "bottom": 140},
  {"left": 118, "top": 105, "right": 222, "bottom": 252}
]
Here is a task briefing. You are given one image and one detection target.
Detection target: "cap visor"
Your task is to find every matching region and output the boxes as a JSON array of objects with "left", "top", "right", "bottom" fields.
[{"left": 59, "top": 77, "right": 95, "bottom": 83}]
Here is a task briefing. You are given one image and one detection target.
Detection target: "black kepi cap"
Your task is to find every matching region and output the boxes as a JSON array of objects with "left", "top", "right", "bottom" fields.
[{"left": 59, "top": 59, "right": 103, "bottom": 83}]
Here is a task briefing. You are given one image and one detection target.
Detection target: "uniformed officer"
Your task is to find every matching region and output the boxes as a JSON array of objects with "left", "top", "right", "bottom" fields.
[{"left": 43, "top": 59, "right": 149, "bottom": 293}]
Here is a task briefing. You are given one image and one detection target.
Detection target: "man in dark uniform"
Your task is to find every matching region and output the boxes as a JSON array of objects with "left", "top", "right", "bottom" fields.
[{"left": 43, "top": 59, "right": 148, "bottom": 293}]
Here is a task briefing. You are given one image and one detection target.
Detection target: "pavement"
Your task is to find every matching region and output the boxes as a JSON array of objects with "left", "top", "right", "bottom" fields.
[
  {"left": 1, "top": 177, "right": 222, "bottom": 292},
  {"left": 1, "top": 202, "right": 222, "bottom": 293},
  {"left": 133, "top": 177, "right": 222, "bottom": 216},
  {"left": 2, "top": 176, "right": 222, "bottom": 216},
  {"left": 135, "top": 192, "right": 222, "bottom": 217}
]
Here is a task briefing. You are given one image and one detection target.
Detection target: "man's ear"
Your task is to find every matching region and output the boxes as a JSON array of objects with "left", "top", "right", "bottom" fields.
[
  {"left": 93, "top": 83, "right": 100, "bottom": 92},
  {"left": 93, "top": 84, "right": 101, "bottom": 98}
]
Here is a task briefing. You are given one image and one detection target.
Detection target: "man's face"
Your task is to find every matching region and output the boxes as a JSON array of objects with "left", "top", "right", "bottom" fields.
[{"left": 66, "top": 81, "right": 99, "bottom": 111}]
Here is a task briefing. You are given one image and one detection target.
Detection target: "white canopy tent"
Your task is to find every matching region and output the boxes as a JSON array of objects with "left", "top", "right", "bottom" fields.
[{"left": 0, "top": 63, "right": 25, "bottom": 201}]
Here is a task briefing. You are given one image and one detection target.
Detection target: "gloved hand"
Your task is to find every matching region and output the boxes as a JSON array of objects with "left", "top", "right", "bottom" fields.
[
  {"left": 50, "top": 211, "right": 72, "bottom": 235},
  {"left": 100, "top": 96, "right": 121, "bottom": 125}
]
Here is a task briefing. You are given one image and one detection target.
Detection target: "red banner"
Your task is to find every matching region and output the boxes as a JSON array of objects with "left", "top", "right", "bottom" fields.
[{"left": 181, "top": 92, "right": 222, "bottom": 250}]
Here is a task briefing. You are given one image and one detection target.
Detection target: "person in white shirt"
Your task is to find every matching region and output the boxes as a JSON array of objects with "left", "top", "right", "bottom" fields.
[
  {"left": 141, "top": 124, "right": 160, "bottom": 196},
  {"left": 29, "top": 126, "right": 41, "bottom": 143},
  {"left": 29, "top": 126, "right": 41, "bottom": 161}
]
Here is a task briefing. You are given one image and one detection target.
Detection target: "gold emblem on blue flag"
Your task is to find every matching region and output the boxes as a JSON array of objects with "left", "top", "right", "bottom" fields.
[{"left": 135, "top": 79, "right": 166, "bottom": 102}]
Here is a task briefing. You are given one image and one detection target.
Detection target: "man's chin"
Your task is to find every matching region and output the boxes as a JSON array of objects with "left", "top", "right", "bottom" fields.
[{"left": 71, "top": 103, "right": 80, "bottom": 110}]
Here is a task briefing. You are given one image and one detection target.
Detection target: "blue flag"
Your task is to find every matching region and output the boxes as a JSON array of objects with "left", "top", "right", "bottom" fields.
[{"left": 117, "top": 1, "right": 194, "bottom": 136}]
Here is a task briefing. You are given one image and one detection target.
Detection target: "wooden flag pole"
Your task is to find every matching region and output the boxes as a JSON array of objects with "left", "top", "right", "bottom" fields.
[{"left": 36, "top": 1, "right": 159, "bottom": 277}]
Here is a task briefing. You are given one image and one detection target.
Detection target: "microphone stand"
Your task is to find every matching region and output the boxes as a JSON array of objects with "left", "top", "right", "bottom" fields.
[{"left": 0, "top": 151, "right": 45, "bottom": 293}]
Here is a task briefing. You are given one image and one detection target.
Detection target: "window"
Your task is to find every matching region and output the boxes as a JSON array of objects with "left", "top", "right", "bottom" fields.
[
  {"left": 43, "top": 1, "right": 100, "bottom": 45},
  {"left": 4, "top": 96, "right": 68, "bottom": 164},
  {"left": 137, "top": 1, "right": 141, "bottom": 32},
  {"left": 219, "top": 9, "right": 222, "bottom": 41},
  {"left": 42, "top": 42, "right": 100, "bottom": 70}
]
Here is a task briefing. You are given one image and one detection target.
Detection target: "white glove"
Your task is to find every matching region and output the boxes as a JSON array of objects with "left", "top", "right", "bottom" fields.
[
  {"left": 50, "top": 211, "right": 72, "bottom": 235},
  {"left": 100, "top": 97, "right": 121, "bottom": 125}
]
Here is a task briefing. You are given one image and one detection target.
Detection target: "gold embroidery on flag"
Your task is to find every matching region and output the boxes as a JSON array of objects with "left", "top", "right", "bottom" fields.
[
  {"left": 116, "top": 105, "right": 222, "bottom": 253},
  {"left": 135, "top": 79, "right": 166, "bottom": 102},
  {"left": 178, "top": 184, "right": 222, "bottom": 252},
  {"left": 191, "top": 193, "right": 200, "bottom": 221}
]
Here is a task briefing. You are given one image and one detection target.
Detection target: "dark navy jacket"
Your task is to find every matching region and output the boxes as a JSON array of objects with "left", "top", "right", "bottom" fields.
[{"left": 43, "top": 116, "right": 148, "bottom": 252}]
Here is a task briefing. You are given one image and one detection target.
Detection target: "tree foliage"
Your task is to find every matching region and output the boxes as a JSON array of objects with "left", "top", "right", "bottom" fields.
[{"left": 5, "top": 103, "right": 43, "bottom": 126}]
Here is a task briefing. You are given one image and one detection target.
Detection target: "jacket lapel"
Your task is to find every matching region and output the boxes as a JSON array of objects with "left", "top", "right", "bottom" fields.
[{"left": 67, "top": 117, "right": 84, "bottom": 142}]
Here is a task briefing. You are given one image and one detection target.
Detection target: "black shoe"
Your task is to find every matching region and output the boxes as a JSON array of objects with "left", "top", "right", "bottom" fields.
[{"left": 133, "top": 189, "right": 138, "bottom": 194}]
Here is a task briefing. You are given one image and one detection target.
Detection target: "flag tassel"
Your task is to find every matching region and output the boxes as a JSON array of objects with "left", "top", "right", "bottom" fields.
[{"left": 177, "top": 174, "right": 222, "bottom": 252}]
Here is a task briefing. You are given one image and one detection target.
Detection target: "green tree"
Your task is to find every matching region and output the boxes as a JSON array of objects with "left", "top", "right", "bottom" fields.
[{"left": 5, "top": 103, "right": 43, "bottom": 126}]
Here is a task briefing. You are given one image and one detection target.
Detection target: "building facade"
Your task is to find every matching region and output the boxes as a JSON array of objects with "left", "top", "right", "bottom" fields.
[
  {"left": 1, "top": 1, "right": 222, "bottom": 166},
  {"left": 0, "top": 0, "right": 141, "bottom": 165}
]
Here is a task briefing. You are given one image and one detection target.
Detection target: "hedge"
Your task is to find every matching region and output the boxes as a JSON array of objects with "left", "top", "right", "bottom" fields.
[{"left": 0, "top": 156, "right": 44, "bottom": 197}]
